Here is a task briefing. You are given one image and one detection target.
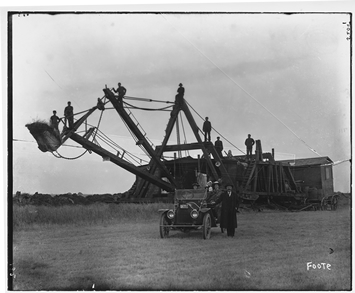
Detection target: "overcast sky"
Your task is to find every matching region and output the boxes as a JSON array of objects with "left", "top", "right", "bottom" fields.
[{"left": 10, "top": 8, "right": 351, "bottom": 194}]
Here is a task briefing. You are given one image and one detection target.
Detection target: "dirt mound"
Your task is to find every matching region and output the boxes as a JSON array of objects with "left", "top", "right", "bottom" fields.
[{"left": 13, "top": 191, "right": 122, "bottom": 206}]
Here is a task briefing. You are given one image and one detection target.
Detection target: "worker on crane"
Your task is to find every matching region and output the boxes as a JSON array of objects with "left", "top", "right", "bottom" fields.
[
  {"left": 175, "top": 83, "right": 185, "bottom": 105},
  {"left": 64, "top": 101, "right": 74, "bottom": 129},
  {"left": 214, "top": 136, "right": 223, "bottom": 158},
  {"left": 203, "top": 117, "right": 212, "bottom": 142},
  {"left": 112, "top": 82, "right": 127, "bottom": 102},
  {"left": 245, "top": 134, "right": 255, "bottom": 161},
  {"left": 50, "top": 110, "right": 61, "bottom": 132},
  {"left": 171, "top": 83, "right": 185, "bottom": 117},
  {"left": 97, "top": 98, "right": 105, "bottom": 111}
]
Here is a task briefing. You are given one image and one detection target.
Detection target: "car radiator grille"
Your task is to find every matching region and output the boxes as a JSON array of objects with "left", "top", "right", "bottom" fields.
[{"left": 175, "top": 210, "right": 193, "bottom": 224}]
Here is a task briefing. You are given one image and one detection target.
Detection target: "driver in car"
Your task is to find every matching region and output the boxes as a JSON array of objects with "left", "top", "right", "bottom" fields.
[{"left": 206, "top": 181, "right": 223, "bottom": 232}]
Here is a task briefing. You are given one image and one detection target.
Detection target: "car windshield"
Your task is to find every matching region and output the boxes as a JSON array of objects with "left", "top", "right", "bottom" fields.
[{"left": 175, "top": 189, "right": 207, "bottom": 200}]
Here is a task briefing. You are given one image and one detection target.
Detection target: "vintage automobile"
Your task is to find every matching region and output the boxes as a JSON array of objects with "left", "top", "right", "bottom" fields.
[{"left": 158, "top": 188, "right": 219, "bottom": 239}]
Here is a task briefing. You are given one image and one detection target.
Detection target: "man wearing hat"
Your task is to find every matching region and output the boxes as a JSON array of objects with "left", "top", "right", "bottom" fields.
[
  {"left": 206, "top": 181, "right": 224, "bottom": 231},
  {"left": 206, "top": 181, "right": 221, "bottom": 202},
  {"left": 213, "top": 183, "right": 239, "bottom": 237},
  {"left": 205, "top": 180, "right": 213, "bottom": 192},
  {"left": 192, "top": 183, "right": 200, "bottom": 190},
  {"left": 175, "top": 83, "right": 185, "bottom": 105}
]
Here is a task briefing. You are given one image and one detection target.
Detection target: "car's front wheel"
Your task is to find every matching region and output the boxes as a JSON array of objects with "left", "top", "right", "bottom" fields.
[
  {"left": 202, "top": 213, "right": 212, "bottom": 239},
  {"left": 159, "top": 213, "right": 170, "bottom": 239}
]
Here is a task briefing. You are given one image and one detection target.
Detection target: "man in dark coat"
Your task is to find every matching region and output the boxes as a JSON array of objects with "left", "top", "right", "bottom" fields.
[
  {"left": 214, "top": 136, "right": 223, "bottom": 158},
  {"left": 64, "top": 101, "right": 74, "bottom": 129},
  {"left": 175, "top": 83, "right": 185, "bottom": 105},
  {"left": 245, "top": 134, "right": 255, "bottom": 161},
  {"left": 213, "top": 183, "right": 239, "bottom": 237},
  {"left": 203, "top": 117, "right": 212, "bottom": 142}
]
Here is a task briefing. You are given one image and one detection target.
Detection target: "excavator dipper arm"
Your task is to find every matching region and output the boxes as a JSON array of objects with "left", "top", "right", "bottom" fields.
[{"left": 69, "top": 132, "right": 175, "bottom": 192}]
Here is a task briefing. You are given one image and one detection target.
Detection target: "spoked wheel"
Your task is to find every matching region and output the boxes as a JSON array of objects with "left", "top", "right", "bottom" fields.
[
  {"left": 331, "top": 195, "right": 338, "bottom": 211},
  {"left": 202, "top": 213, "right": 212, "bottom": 239},
  {"left": 159, "top": 213, "right": 170, "bottom": 239}
]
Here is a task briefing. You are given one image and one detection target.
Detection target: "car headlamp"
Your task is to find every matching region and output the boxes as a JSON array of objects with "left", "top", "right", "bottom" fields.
[
  {"left": 190, "top": 209, "right": 199, "bottom": 219},
  {"left": 167, "top": 210, "right": 175, "bottom": 219}
]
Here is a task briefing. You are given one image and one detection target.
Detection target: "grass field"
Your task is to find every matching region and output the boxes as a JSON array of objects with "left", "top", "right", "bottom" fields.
[{"left": 11, "top": 200, "right": 351, "bottom": 290}]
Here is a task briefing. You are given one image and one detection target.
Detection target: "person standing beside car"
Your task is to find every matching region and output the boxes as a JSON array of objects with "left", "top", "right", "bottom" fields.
[
  {"left": 207, "top": 181, "right": 224, "bottom": 233},
  {"left": 213, "top": 183, "right": 239, "bottom": 237}
]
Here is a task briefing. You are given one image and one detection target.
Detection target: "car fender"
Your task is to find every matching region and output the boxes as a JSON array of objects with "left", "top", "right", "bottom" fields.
[
  {"left": 158, "top": 209, "right": 170, "bottom": 214},
  {"left": 200, "top": 207, "right": 211, "bottom": 213}
]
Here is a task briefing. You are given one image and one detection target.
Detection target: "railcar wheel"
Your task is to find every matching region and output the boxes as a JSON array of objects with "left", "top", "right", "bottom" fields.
[
  {"left": 331, "top": 195, "right": 338, "bottom": 211},
  {"left": 159, "top": 213, "right": 170, "bottom": 239},
  {"left": 202, "top": 213, "right": 212, "bottom": 239}
]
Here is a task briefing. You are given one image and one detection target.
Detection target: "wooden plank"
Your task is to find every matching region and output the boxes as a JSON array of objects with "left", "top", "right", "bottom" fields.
[
  {"left": 262, "top": 166, "right": 267, "bottom": 191},
  {"left": 244, "top": 162, "right": 256, "bottom": 190},
  {"left": 157, "top": 142, "right": 206, "bottom": 152},
  {"left": 253, "top": 164, "right": 258, "bottom": 192},
  {"left": 242, "top": 163, "right": 253, "bottom": 186},
  {"left": 267, "top": 164, "right": 272, "bottom": 194},
  {"left": 275, "top": 164, "right": 279, "bottom": 193},
  {"left": 272, "top": 164, "right": 275, "bottom": 192},
  {"left": 255, "top": 140, "right": 263, "bottom": 161},
  {"left": 279, "top": 163, "right": 284, "bottom": 193},
  {"left": 242, "top": 191, "right": 302, "bottom": 197},
  {"left": 281, "top": 165, "right": 288, "bottom": 193},
  {"left": 257, "top": 165, "right": 262, "bottom": 191},
  {"left": 284, "top": 166, "right": 299, "bottom": 191}
]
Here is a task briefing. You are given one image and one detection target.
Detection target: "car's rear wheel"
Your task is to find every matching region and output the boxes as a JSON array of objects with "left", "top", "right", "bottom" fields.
[
  {"left": 159, "top": 213, "right": 170, "bottom": 238},
  {"left": 202, "top": 213, "right": 212, "bottom": 239}
]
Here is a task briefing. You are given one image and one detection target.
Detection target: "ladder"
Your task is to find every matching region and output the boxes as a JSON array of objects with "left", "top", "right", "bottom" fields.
[{"left": 242, "top": 160, "right": 256, "bottom": 190}]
